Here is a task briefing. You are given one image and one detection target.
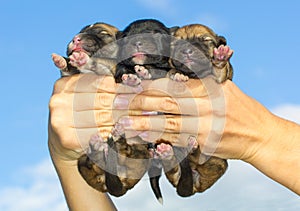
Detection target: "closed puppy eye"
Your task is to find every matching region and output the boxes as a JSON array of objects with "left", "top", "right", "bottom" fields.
[
  {"left": 100, "top": 31, "right": 109, "bottom": 35},
  {"left": 202, "top": 36, "right": 213, "bottom": 41}
]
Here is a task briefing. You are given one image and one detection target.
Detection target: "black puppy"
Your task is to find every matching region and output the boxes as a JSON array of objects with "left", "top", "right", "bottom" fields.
[
  {"left": 52, "top": 22, "right": 119, "bottom": 76},
  {"left": 113, "top": 19, "right": 194, "bottom": 202},
  {"left": 114, "top": 19, "right": 176, "bottom": 85},
  {"left": 114, "top": 19, "right": 176, "bottom": 203}
]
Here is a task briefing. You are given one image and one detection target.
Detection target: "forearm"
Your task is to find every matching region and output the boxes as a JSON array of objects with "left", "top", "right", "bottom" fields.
[
  {"left": 48, "top": 134, "right": 117, "bottom": 211},
  {"left": 247, "top": 114, "right": 300, "bottom": 195}
]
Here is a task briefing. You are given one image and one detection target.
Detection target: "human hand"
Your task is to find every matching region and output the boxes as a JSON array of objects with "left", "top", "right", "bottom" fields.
[{"left": 114, "top": 77, "right": 276, "bottom": 163}]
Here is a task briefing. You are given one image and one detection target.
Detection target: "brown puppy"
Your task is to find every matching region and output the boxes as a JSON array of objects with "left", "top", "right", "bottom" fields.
[
  {"left": 78, "top": 134, "right": 151, "bottom": 196},
  {"left": 169, "top": 23, "right": 233, "bottom": 83},
  {"left": 164, "top": 24, "right": 230, "bottom": 196},
  {"left": 52, "top": 22, "right": 119, "bottom": 76}
]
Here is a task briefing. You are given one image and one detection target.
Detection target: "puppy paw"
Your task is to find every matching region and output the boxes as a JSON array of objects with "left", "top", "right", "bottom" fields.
[
  {"left": 52, "top": 53, "right": 67, "bottom": 70},
  {"left": 111, "top": 123, "right": 125, "bottom": 138},
  {"left": 187, "top": 135, "right": 198, "bottom": 152},
  {"left": 156, "top": 143, "right": 174, "bottom": 160},
  {"left": 87, "top": 134, "right": 109, "bottom": 161},
  {"left": 213, "top": 45, "right": 233, "bottom": 61},
  {"left": 69, "top": 51, "right": 89, "bottom": 68},
  {"left": 171, "top": 73, "right": 189, "bottom": 82},
  {"left": 121, "top": 74, "right": 142, "bottom": 86},
  {"left": 134, "top": 65, "right": 152, "bottom": 79}
]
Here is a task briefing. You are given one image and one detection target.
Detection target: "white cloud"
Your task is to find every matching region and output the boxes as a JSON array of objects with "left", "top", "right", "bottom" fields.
[
  {"left": 0, "top": 159, "right": 67, "bottom": 211},
  {"left": 2, "top": 129, "right": 300, "bottom": 211},
  {"left": 271, "top": 104, "right": 300, "bottom": 124},
  {"left": 113, "top": 160, "right": 300, "bottom": 211}
]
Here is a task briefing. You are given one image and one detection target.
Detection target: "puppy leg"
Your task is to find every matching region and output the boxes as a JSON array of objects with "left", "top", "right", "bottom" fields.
[
  {"left": 52, "top": 53, "right": 67, "bottom": 70},
  {"left": 173, "top": 146, "right": 194, "bottom": 197},
  {"left": 77, "top": 134, "right": 108, "bottom": 192},
  {"left": 105, "top": 136, "right": 127, "bottom": 197},
  {"left": 148, "top": 144, "right": 163, "bottom": 204},
  {"left": 212, "top": 45, "right": 234, "bottom": 83}
]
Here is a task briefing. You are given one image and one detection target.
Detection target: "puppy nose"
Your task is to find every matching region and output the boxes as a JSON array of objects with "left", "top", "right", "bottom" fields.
[
  {"left": 135, "top": 41, "right": 143, "bottom": 47},
  {"left": 73, "top": 35, "right": 81, "bottom": 44},
  {"left": 183, "top": 49, "right": 193, "bottom": 55}
]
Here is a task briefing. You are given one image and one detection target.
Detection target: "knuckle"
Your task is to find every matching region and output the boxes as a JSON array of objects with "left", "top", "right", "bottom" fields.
[
  {"left": 166, "top": 117, "right": 181, "bottom": 132},
  {"left": 160, "top": 97, "right": 178, "bottom": 112},
  {"left": 137, "top": 117, "right": 150, "bottom": 130},
  {"left": 97, "top": 93, "right": 114, "bottom": 108}
]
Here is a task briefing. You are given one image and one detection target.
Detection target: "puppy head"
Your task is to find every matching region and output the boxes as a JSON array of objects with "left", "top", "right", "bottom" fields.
[
  {"left": 117, "top": 19, "right": 173, "bottom": 67},
  {"left": 67, "top": 22, "right": 119, "bottom": 58},
  {"left": 80, "top": 22, "right": 119, "bottom": 44},
  {"left": 170, "top": 24, "right": 226, "bottom": 78},
  {"left": 173, "top": 24, "right": 226, "bottom": 57}
]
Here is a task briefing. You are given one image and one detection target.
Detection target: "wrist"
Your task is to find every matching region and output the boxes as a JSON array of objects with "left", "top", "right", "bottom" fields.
[{"left": 246, "top": 114, "right": 300, "bottom": 194}]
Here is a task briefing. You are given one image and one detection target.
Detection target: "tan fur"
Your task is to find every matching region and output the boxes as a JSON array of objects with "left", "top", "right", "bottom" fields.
[{"left": 170, "top": 24, "right": 233, "bottom": 83}]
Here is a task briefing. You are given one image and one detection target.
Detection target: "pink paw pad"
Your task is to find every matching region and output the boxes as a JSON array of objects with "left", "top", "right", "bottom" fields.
[
  {"left": 134, "top": 65, "right": 152, "bottom": 79},
  {"left": 87, "top": 134, "right": 108, "bottom": 155},
  {"left": 172, "top": 73, "right": 189, "bottom": 82},
  {"left": 111, "top": 123, "right": 125, "bottom": 137},
  {"left": 213, "top": 45, "right": 233, "bottom": 61},
  {"left": 187, "top": 136, "right": 198, "bottom": 152},
  {"left": 156, "top": 143, "right": 174, "bottom": 160},
  {"left": 69, "top": 51, "right": 89, "bottom": 67},
  {"left": 121, "top": 73, "right": 142, "bottom": 86}
]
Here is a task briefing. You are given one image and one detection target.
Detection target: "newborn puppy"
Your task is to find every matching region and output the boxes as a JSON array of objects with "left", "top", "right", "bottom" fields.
[
  {"left": 113, "top": 19, "right": 180, "bottom": 203},
  {"left": 169, "top": 23, "right": 233, "bottom": 83},
  {"left": 52, "top": 22, "right": 119, "bottom": 76},
  {"left": 78, "top": 134, "right": 151, "bottom": 196},
  {"left": 164, "top": 24, "right": 230, "bottom": 196},
  {"left": 115, "top": 19, "right": 176, "bottom": 86}
]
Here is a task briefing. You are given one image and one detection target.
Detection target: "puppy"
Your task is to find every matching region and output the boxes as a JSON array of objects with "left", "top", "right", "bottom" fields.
[
  {"left": 164, "top": 24, "right": 231, "bottom": 196},
  {"left": 52, "top": 22, "right": 119, "bottom": 76},
  {"left": 113, "top": 19, "right": 187, "bottom": 203},
  {"left": 169, "top": 23, "right": 233, "bottom": 83},
  {"left": 78, "top": 134, "right": 151, "bottom": 196},
  {"left": 52, "top": 22, "right": 145, "bottom": 197},
  {"left": 114, "top": 19, "right": 177, "bottom": 86}
]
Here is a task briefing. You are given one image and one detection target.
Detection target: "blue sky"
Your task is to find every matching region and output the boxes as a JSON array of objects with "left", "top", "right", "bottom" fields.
[{"left": 0, "top": 0, "right": 299, "bottom": 210}]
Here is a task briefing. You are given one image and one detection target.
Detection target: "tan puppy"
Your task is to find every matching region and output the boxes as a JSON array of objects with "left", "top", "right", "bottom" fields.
[
  {"left": 169, "top": 23, "right": 233, "bottom": 83},
  {"left": 163, "top": 24, "right": 231, "bottom": 196},
  {"left": 52, "top": 22, "right": 119, "bottom": 76}
]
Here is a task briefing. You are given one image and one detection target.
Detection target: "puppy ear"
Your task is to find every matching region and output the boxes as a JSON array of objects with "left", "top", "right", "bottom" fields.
[
  {"left": 217, "top": 35, "right": 227, "bottom": 46},
  {"left": 169, "top": 26, "right": 179, "bottom": 36},
  {"left": 116, "top": 31, "right": 123, "bottom": 39}
]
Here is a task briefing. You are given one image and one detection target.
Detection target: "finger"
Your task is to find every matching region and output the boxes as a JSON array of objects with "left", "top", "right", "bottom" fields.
[
  {"left": 113, "top": 94, "right": 212, "bottom": 116},
  {"left": 118, "top": 115, "right": 211, "bottom": 134},
  {"left": 140, "top": 77, "right": 223, "bottom": 96},
  {"left": 124, "top": 130, "right": 195, "bottom": 147},
  {"left": 114, "top": 78, "right": 226, "bottom": 115},
  {"left": 53, "top": 74, "right": 137, "bottom": 94}
]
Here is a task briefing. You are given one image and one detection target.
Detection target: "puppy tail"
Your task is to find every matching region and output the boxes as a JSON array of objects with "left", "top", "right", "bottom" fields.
[{"left": 148, "top": 159, "right": 163, "bottom": 204}]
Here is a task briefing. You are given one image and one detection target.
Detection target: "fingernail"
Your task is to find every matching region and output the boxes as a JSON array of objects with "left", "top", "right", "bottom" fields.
[
  {"left": 118, "top": 117, "right": 133, "bottom": 128},
  {"left": 113, "top": 95, "right": 129, "bottom": 109}
]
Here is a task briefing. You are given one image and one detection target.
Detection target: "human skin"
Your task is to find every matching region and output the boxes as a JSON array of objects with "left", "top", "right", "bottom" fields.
[{"left": 48, "top": 75, "right": 300, "bottom": 210}]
